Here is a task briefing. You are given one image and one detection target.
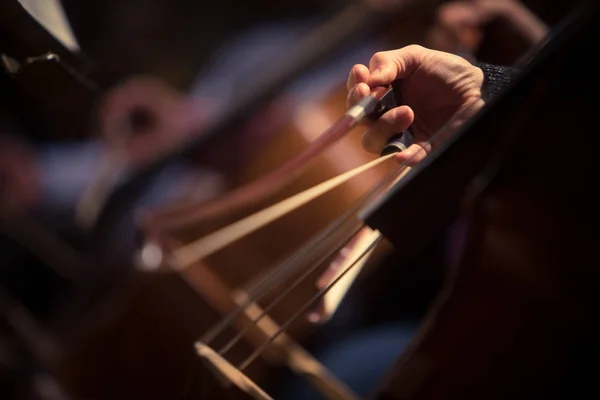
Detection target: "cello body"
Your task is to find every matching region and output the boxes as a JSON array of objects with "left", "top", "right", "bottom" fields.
[{"left": 366, "top": 2, "right": 600, "bottom": 398}]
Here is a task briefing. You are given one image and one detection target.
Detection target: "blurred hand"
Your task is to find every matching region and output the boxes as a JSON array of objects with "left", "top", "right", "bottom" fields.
[
  {"left": 438, "top": 0, "right": 511, "bottom": 27},
  {"left": 429, "top": 0, "right": 548, "bottom": 52},
  {"left": 98, "top": 75, "right": 208, "bottom": 168},
  {"left": 346, "top": 44, "right": 484, "bottom": 164},
  {"left": 0, "top": 135, "right": 40, "bottom": 214}
]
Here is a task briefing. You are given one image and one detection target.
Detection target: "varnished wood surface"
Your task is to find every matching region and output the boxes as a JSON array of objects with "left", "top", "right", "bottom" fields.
[{"left": 370, "top": 5, "right": 600, "bottom": 398}]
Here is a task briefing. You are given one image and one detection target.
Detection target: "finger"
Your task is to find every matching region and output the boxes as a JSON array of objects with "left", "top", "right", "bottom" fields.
[
  {"left": 346, "top": 64, "right": 370, "bottom": 91},
  {"left": 346, "top": 82, "right": 371, "bottom": 109},
  {"left": 361, "top": 105, "right": 414, "bottom": 153},
  {"left": 393, "top": 142, "right": 432, "bottom": 166},
  {"left": 367, "top": 45, "right": 424, "bottom": 87}
]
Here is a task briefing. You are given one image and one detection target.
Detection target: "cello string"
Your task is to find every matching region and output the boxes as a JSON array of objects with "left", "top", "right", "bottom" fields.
[
  {"left": 241, "top": 216, "right": 360, "bottom": 303},
  {"left": 238, "top": 234, "right": 383, "bottom": 371},
  {"left": 238, "top": 163, "right": 411, "bottom": 314},
  {"left": 217, "top": 224, "right": 363, "bottom": 355},
  {"left": 200, "top": 210, "right": 363, "bottom": 344},
  {"left": 199, "top": 162, "right": 409, "bottom": 345},
  {"left": 217, "top": 167, "right": 412, "bottom": 354},
  {"left": 220, "top": 166, "right": 412, "bottom": 356},
  {"left": 200, "top": 223, "right": 360, "bottom": 345},
  {"left": 171, "top": 153, "right": 396, "bottom": 269}
]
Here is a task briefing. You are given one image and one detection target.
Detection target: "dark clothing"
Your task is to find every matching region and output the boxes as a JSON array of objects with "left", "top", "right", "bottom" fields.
[{"left": 480, "top": 63, "right": 521, "bottom": 100}]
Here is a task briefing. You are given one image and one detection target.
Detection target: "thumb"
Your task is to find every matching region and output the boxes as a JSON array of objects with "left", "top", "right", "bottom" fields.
[
  {"left": 394, "top": 142, "right": 431, "bottom": 166},
  {"left": 368, "top": 63, "right": 399, "bottom": 87}
]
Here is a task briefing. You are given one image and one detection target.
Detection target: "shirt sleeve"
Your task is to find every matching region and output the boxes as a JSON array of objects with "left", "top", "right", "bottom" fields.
[{"left": 479, "top": 63, "right": 521, "bottom": 101}]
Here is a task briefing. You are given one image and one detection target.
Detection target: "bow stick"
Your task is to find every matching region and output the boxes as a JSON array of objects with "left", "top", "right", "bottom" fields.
[{"left": 141, "top": 86, "right": 394, "bottom": 243}]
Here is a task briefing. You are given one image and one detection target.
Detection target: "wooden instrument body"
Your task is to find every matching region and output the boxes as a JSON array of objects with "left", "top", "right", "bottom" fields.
[{"left": 367, "top": 4, "right": 600, "bottom": 397}]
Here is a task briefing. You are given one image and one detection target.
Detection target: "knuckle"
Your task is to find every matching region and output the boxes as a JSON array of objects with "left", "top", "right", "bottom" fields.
[
  {"left": 405, "top": 44, "right": 425, "bottom": 53},
  {"left": 370, "top": 51, "right": 388, "bottom": 65}
]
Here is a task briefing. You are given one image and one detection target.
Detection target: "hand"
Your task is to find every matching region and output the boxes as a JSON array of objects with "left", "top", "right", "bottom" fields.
[
  {"left": 425, "top": 0, "right": 515, "bottom": 56},
  {"left": 433, "top": 0, "right": 547, "bottom": 49},
  {"left": 0, "top": 135, "right": 40, "bottom": 214},
  {"left": 346, "top": 44, "right": 485, "bottom": 164},
  {"left": 98, "top": 75, "right": 208, "bottom": 168},
  {"left": 437, "top": 0, "right": 511, "bottom": 27}
]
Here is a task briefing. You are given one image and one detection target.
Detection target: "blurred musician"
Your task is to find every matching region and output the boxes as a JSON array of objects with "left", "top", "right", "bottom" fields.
[{"left": 425, "top": 0, "right": 549, "bottom": 64}]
